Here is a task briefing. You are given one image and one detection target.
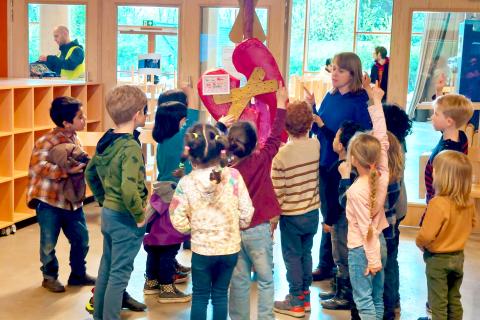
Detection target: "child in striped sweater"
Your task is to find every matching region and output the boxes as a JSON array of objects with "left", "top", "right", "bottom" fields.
[{"left": 272, "top": 100, "right": 320, "bottom": 318}]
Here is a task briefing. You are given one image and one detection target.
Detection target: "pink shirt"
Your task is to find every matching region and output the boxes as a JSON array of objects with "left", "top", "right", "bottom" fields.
[{"left": 346, "top": 103, "right": 389, "bottom": 268}]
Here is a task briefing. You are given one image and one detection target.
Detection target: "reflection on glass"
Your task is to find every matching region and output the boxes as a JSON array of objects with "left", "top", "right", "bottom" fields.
[
  {"left": 357, "top": 0, "right": 393, "bottom": 33},
  {"left": 288, "top": 0, "right": 393, "bottom": 77},
  {"left": 306, "top": 0, "right": 355, "bottom": 72},
  {"left": 28, "top": 4, "right": 86, "bottom": 80},
  {"left": 407, "top": 12, "right": 480, "bottom": 117},
  {"left": 116, "top": 6, "right": 179, "bottom": 89},
  {"left": 355, "top": 34, "right": 391, "bottom": 73},
  {"left": 200, "top": 7, "right": 268, "bottom": 80}
]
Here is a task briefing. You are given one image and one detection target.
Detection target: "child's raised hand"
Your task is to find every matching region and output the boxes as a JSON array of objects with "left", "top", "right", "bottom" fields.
[
  {"left": 218, "top": 114, "right": 235, "bottom": 128},
  {"left": 371, "top": 81, "right": 384, "bottom": 103},
  {"left": 303, "top": 86, "right": 315, "bottom": 106},
  {"left": 362, "top": 72, "right": 372, "bottom": 90},
  {"left": 180, "top": 81, "right": 194, "bottom": 98},
  {"left": 338, "top": 161, "right": 351, "bottom": 179},
  {"left": 276, "top": 82, "right": 288, "bottom": 109}
]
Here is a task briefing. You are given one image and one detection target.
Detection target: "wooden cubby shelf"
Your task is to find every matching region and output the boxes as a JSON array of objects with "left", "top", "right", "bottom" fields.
[
  {"left": 0, "top": 181, "right": 13, "bottom": 224},
  {"left": 0, "top": 79, "right": 104, "bottom": 232},
  {"left": 13, "top": 88, "right": 33, "bottom": 132},
  {"left": 0, "top": 135, "right": 13, "bottom": 180},
  {"left": 14, "top": 177, "right": 35, "bottom": 223},
  {"left": 34, "top": 87, "right": 54, "bottom": 127},
  {"left": 0, "top": 89, "right": 13, "bottom": 133}
]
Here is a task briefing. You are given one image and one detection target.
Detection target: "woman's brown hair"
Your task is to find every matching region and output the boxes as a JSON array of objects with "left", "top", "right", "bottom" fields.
[{"left": 332, "top": 52, "right": 364, "bottom": 93}]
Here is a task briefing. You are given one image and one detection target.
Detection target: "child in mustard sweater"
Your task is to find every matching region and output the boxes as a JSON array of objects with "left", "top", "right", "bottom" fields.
[{"left": 416, "top": 150, "right": 476, "bottom": 320}]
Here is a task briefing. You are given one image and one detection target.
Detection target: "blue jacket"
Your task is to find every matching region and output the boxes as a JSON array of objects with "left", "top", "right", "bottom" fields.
[{"left": 312, "top": 90, "right": 371, "bottom": 167}]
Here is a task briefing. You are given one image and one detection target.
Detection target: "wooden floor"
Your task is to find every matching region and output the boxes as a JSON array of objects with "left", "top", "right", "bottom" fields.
[{"left": 0, "top": 202, "right": 479, "bottom": 320}]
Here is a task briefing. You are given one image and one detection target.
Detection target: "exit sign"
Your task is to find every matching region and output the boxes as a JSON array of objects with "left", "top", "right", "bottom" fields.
[{"left": 143, "top": 20, "right": 154, "bottom": 26}]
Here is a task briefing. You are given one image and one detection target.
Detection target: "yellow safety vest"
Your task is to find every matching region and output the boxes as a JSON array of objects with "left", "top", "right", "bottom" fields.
[{"left": 60, "top": 46, "right": 85, "bottom": 80}]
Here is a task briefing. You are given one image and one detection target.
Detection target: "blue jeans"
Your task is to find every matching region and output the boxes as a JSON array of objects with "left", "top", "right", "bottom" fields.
[
  {"left": 332, "top": 212, "right": 349, "bottom": 279},
  {"left": 36, "top": 201, "right": 89, "bottom": 280},
  {"left": 383, "top": 222, "right": 401, "bottom": 319},
  {"left": 348, "top": 235, "right": 387, "bottom": 320},
  {"left": 280, "top": 210, "right": 319, "bottom": 297},
  {"left": 229, "top": 223, "right": 274, "bottom": 320},
  {"left": 93, "top": 208, "right": 145, "bottom": 320},
  {"left": 191, "top": 252, "right": 238, "bottom": 320}
]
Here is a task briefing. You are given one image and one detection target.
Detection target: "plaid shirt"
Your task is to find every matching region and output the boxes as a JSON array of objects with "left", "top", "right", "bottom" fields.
[{"left": 27, "top": 127, "right": 84, "bottom": 211}]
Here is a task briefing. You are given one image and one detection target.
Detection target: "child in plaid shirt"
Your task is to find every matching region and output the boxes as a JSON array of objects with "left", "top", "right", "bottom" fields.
[{"left": 27, "top": 96, "right": 96, "bottom": 293}]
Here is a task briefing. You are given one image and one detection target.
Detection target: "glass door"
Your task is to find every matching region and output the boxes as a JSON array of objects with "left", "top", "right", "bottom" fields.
[{"left": 117, "top": 5, "right": 179, "bottom": 90}]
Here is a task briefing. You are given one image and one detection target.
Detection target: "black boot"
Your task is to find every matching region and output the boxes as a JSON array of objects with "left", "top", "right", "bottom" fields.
[
  {"left": 319, "top": 274, "right": 336, "bottom": 300},
  {"left": 321, "top": 277, "right": 353, "bottom": 310},
  {"left": 122, "top": 291, "right": 147, "bottom": 312},
  {"left": 351, "top": 305, "right": 361, "bottom": 320}
]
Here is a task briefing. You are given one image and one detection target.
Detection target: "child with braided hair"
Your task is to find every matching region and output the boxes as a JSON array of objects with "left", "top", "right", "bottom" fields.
[
  {"left": 339, "top": 83, "right": 389, "bottom": 320},
  {"left": 169, "top": 123, "right": 254, "bottom": 320}
]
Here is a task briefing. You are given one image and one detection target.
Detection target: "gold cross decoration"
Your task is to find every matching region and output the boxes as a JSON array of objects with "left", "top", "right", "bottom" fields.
[
  {"left": 229, "top": 0, "right": 266, "bottom": 43},
  {"left": 213, "top": 67, "right": 278, "bottom": 120}
]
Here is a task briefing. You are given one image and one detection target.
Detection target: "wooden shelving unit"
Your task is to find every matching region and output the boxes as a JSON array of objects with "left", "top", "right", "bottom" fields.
[{"left": 0, "top": 79, "right": 103, "bottom": 234}]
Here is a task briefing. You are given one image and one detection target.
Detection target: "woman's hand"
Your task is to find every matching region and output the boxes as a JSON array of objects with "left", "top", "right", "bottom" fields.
[
  {"left": 303, "top": 86, "right": 315, "bottom": 106},
  {"left": 313, "top": 114, "right": 325, "bottom": 127}
]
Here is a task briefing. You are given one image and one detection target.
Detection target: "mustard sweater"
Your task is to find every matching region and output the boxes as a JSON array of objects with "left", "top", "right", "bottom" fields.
[{"left": 416, "top": 196, "right": 476, "bottom": 253}]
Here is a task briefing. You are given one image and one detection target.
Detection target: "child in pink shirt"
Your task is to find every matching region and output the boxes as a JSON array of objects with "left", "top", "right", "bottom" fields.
[{"left": 338, "top": 83, "right": 389, "bottom": 320}]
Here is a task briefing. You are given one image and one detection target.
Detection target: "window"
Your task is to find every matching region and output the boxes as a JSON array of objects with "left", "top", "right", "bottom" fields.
[
  {"left": 28, "top": 4, "right": 86, "bottom": 66},
  {"left": 288, "top": 0, "right": 393, "bottom": 76},
  {"left": 116, "top": 6, "right": 179, "bottom": 88},
  {"left": 200, "top": 7, "right": 268, "bottom": 80}
]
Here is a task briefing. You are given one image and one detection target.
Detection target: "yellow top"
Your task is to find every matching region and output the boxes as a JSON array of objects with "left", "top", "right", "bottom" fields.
[{"left": 416, "top": 196, "right": 476, "bottom": 253}]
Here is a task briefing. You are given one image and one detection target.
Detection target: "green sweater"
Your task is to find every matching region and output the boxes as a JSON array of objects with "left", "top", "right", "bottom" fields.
[{"left": 85, "top": 130, "right": 148, "bottom": 222}]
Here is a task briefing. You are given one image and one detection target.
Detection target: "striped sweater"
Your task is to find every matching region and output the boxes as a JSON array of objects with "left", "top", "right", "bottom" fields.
[{"left": 271, "top": 138, "right": 320, "bottom": 215}]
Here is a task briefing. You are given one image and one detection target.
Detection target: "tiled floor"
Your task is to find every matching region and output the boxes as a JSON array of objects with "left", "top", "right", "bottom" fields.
[{"left": 0, "top": 203, "right": 479, "bottom": 320}]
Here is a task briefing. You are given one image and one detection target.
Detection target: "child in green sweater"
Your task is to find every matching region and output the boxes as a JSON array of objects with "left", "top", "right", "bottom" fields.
[{"left": 86, "top": 85, "right": 149, "bottom": 320}]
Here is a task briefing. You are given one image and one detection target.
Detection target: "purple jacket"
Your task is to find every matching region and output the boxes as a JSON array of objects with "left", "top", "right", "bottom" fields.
[{"left": 143, "top": 193, "right": 190, "bottom": 246}]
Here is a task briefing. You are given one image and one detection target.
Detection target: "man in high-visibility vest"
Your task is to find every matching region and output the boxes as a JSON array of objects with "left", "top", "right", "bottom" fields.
[{"left": 39, "top": 26, "right": 85, "bottom": 80}]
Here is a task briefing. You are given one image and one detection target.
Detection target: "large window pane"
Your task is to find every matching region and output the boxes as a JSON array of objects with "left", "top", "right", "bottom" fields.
[
  {"left": 155, "top": 35, "right": 178, "bottom": 86},
  {"left": 28, "top": 4, "right": 40, "bottom": 64},
  {"left": 68, "top": 6, "right": 86, "bottom": 49},
  {"left": 408, "top": 12, "right": 480, "bottom": 106},
  {"left": 28, "top": 4, "right": 86, "bottom": 79},
  {"left": 117, "top": 6, "right": 178, "bottom": 26},
  {"left": 117, "top": 6, "right": 179, "bottom": 89},
  {"left": 355, "top": 34, "right": 391, "bottom": 72},
  {"left": 117, "top": 34, "right": 148, "bottom": 77},
  {"left": 306, "top": 0, "right": 355, "bottom": 71},
  {"left": 412, "top": 12, "right": 427, "bottom": 34},
  {"left": 200, "top": 7, "right": 268, "bottom": 78},
  {"left": 357, "top": 0, "right": 393, "bottom": 32},
  {"left": 288, "top": 0, "right": 307, "bottom": 76}
]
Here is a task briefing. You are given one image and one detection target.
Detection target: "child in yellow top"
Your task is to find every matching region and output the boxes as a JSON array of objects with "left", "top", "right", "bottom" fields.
[{"left": 416, "top": 150, "right": 476, "bottom": 320}]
